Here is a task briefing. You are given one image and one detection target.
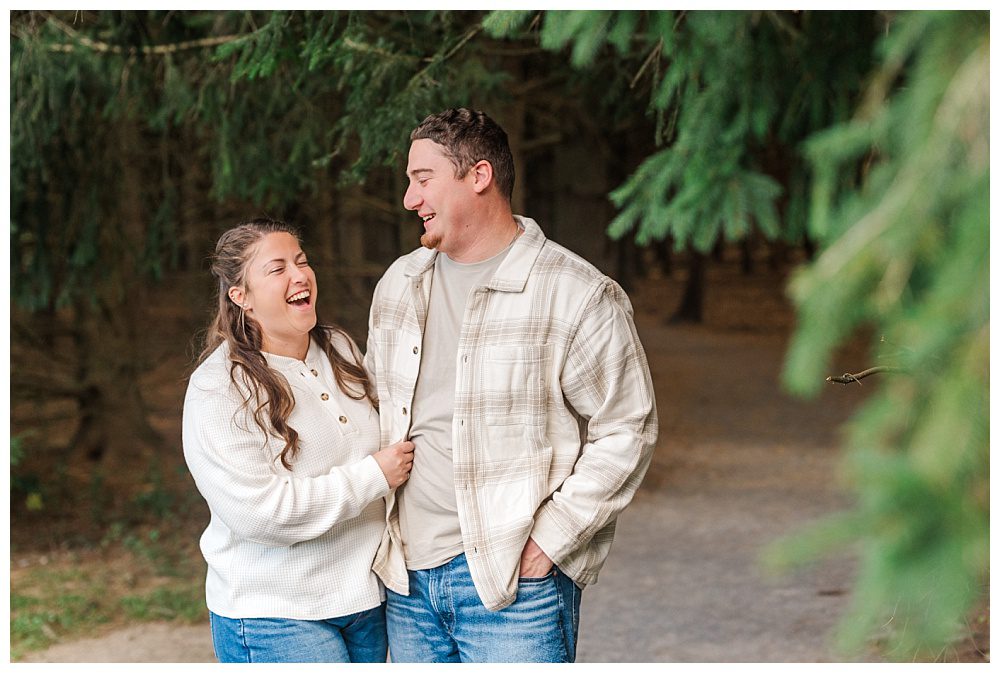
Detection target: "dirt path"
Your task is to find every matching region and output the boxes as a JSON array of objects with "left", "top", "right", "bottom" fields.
[
  {"left": 576, "top": 316, "right": 874, "bottom": 662},
  {"left": 22, "top": 270, "right": 880, "bottom": 663}
]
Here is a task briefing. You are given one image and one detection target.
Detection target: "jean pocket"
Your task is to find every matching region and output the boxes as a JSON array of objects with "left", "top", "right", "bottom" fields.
[{"left": 517, "top": 568, "right": 557, "bottom": 584}]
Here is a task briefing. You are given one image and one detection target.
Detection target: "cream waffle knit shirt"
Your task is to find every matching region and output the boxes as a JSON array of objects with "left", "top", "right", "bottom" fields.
[{"left": 182, "top": 333, "right": 389, "bottom": 619}]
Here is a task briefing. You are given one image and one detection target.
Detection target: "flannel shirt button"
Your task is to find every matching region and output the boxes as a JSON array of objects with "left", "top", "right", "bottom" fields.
[
  {"left": 402, "top": 406, "right": 408, "bottom": 416},
  {"left": 311, "top": 369, "right": 318, "bottom": 377},
  {"left": 320, "top": 393, "right": 329, "bottom": 401},
  {"left": 339, "top": 415, "right": 347, "bottom": 424},
  {"left": 413, "top": 346, "right": 419, "bottom": 354}
]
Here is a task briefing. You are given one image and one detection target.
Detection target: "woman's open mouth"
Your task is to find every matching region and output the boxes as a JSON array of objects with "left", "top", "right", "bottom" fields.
[{"left": 286, "top": 290, "right": 311, "bottom": 307}]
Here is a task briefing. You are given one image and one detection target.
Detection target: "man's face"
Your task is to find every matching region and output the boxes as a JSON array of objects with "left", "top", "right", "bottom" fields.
[{"left": 403, "top": 139, "right": 476, "bottom": 254}]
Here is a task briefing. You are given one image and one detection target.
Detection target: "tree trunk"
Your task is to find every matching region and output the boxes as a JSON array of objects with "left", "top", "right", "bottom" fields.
[
  {"left": 670, "top": 248, "right": 706, "bottom": 324},
  {"left": 495, "top": 96, "right": 527, "bottom": 216},
  {"left": 655, "top": 238, "right": 674, "bottom": 277},
  {"left": 69, "top": 293, "right": 164, "bottom": 465},
  {"left": 69, "top": 116, "right": 166, "bottom": 465},
  {"left": 741, "top": 235, "right": 755, "bottom": 275},
  {"left": 616, "top": 237, "right": 634, "bottom": 294}
]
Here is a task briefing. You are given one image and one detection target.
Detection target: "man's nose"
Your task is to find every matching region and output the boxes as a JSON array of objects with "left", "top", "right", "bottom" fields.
[{"left": 403, "top": 183, "right": 420, "bottom": 211}]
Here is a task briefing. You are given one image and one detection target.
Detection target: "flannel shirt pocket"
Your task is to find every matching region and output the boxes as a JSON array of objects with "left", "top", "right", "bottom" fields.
[{"left": 483, "top": 344, "right": 551, "bottom": 461}]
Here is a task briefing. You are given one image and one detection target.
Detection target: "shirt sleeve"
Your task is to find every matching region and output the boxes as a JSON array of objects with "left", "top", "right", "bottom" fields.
[
  {"left": 182, "top": 383, "right": 390, "bottom": 548},
  {"left": 529, "top": 279, "right": 658, "bottom": 564}
]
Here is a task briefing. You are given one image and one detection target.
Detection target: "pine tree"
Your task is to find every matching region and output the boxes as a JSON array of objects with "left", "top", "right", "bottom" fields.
[{"left": 485, "top": 9, "right": 989, "bottom": 658}]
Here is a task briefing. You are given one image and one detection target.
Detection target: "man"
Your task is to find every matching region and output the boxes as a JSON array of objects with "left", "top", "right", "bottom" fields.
[{"left": 366, "top": 108, "right": 657, "bottom": 663}]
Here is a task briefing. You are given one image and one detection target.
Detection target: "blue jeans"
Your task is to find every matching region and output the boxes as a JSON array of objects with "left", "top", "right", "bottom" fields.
[
  {"left": 209, "top": 604, "right": 387, "bottom": 663},
  {"left": 386, "top": 553, "right": 582, "bottom": 663}
]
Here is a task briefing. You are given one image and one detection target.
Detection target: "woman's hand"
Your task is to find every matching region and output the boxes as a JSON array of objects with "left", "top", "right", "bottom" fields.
[{"left": 372, "top": 440, "right": 415, "bottom": 489}]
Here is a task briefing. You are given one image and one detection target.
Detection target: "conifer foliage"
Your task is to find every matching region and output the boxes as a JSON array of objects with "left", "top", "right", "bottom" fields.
[
  {"left": 10, "top": 9, "right": 988, "bottom": 660},
  {"left": 486, "top": 9, "right": 988, "bottom": 659},
  {"left": 781, "top": 11, "right": 988, "bottom": 658}
]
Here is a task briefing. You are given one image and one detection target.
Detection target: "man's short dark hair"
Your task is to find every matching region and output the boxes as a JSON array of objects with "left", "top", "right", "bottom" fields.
[{"left": 410, "top": 108, "right": 515, "bottom": 201}]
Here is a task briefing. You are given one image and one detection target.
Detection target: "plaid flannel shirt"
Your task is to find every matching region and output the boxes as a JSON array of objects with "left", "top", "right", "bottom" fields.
[{"left": 366, "top": 216, "right": 658, "bottom": 611}]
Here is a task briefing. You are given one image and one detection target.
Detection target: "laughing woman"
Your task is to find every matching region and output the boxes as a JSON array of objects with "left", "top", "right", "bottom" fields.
[{"left": 183, "top": 218, "right": 413, "bottom": 663}]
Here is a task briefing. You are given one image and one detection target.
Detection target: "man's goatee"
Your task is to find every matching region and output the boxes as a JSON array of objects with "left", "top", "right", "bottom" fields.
[{"left": 420, "top": 231, "right": 441, "bottom": 249}]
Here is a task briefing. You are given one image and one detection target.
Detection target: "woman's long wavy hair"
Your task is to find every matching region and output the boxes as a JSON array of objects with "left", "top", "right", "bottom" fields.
[{"left": 196, "top": 217, "right": 376, "bottom": 470}]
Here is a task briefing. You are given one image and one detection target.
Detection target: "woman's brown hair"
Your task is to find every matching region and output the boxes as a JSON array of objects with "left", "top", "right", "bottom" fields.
[{"left": 196, "top": 217, "right": 375, "bottom": 469}]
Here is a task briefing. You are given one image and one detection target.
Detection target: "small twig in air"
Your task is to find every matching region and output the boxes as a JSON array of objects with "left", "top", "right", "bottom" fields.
[{"left": 826, "top": 366, "right": 897, "bottom": 386}]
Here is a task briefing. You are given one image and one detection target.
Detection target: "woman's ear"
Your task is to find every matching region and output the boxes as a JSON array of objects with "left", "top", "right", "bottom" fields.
[
  {"left": 471, "top": 159, "right": 494, "bottom": 194},
  {"left": 228, "top": 286, "right": 248, "bottom": 310}
]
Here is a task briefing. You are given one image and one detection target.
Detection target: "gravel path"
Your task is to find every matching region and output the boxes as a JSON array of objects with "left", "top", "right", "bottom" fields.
[{"left": 23, "top": 288, "right": 879, "bottom": 663}]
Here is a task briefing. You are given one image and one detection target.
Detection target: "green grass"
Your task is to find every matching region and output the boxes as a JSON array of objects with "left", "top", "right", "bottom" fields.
[
  {"left": 10, "top": 532, "right": 207, "bottom": 661},
  {"left": 11, "top": 591, "right": 112, "bottom": 657},
  {"left": 120, "top": 586, "right": 206, "bottom": 622}
]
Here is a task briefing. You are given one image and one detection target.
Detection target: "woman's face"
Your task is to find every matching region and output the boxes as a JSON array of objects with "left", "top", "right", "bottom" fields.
[{"left": 235, "top": 232, "right": 317, "bottom": 357}]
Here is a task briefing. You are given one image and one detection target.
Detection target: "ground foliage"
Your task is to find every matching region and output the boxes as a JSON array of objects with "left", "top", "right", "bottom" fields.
[{"left": 9, "top": 9, "right": 988, "bottom": 661}]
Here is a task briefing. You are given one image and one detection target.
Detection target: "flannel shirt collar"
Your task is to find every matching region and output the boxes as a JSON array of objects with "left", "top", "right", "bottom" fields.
[{"left": 402, "top": 215, "right": 545, "bottom": 294}]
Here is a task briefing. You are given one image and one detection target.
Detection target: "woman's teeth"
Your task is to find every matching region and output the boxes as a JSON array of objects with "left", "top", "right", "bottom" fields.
[{"left": 287, "top": 290, "right": 310, "bottom": 305}]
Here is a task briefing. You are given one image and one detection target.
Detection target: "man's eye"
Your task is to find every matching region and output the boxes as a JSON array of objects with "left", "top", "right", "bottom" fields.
[
  {"left": 297, "top": 260, "right": 309, "bottom": 267},
  {"left": 269, "top": 267, "right": 284, "bottom": 275}
]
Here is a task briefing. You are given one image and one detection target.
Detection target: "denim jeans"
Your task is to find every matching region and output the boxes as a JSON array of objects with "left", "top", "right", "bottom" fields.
[
  {"left": 386, "top": 553, "right": 582, "bottom": 663},
  {"left": 209, "top": 604, "right": 387, "bottom": 663}
]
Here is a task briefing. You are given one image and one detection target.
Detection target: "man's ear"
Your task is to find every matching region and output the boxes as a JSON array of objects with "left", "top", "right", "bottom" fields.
[
  {"left": 470, "top": 159, "right": 494, "bottom": 194},
  {"left": 228, "top": 286, "right": 248, "bottom": 310}
]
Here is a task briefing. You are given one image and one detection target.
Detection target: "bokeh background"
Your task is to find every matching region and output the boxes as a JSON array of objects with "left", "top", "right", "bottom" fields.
[{"left": 9, "top": 10, "right": 989, "bottom": 663}]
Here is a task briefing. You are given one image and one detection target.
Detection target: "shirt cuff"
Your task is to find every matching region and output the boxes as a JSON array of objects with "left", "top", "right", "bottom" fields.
[
  {"left": 359, "top": 454, "right": 391, "bottom": 499},
  {"left": 529, "top": 502, "right": 578, "bottom": 567}
]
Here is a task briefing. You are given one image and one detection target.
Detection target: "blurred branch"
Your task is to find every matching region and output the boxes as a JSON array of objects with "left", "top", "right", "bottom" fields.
[
  {"left": 406, "top": 25, "right": 483, "bottom": 89},
  {"left": 826, "top": 366, "right": 897, "bottom": 385},
  {"left": 630, "top": 37, "right": 662, "bottom": 89},
  {"left": 40, "top": 13, "right": 245, "bottom": 55}
]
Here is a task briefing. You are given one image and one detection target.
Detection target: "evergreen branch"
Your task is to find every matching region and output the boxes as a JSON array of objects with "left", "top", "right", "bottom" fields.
[
  {"left": 443, "top": 25, "right": 483, "bottom": 61},
  {"left": 47, "top": 33, "right": 243, "bottom": 55},
  {"left": 826, "top": 366, "right": 897, "bottom": 385},
  {"left": 629, "top": 37, "right": 663, "bottom": 89},
  {"left": 42, "top": 13, "right": 246, "bottom": 56},
  {"left": 407, "top": 25, "right": 483, "bottom": 90},
  {"left": 342, "top": 37, "right": 419, "bottom": 64},
  {"left": 764, "top": 10, "right": 804, "bottom": 42}
]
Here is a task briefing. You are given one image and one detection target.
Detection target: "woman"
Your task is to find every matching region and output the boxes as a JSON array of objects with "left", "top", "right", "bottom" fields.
[{"left": 182, "top": 218, "right": 413, "bottom": 663}]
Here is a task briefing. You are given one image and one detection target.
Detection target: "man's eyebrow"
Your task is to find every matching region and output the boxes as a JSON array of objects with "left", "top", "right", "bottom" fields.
[{"left": 408, "top": 168, "right": 433, "bottom": 178}]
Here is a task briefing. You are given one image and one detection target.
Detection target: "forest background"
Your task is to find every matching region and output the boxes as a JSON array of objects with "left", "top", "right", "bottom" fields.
[{"left": 8, "top": 9, "right": 989, "bottom": 662}]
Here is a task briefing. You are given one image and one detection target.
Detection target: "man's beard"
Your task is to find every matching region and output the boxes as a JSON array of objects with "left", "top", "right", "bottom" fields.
[{"left": 420, "top": 230, "right": 442, "bottom": 249}]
